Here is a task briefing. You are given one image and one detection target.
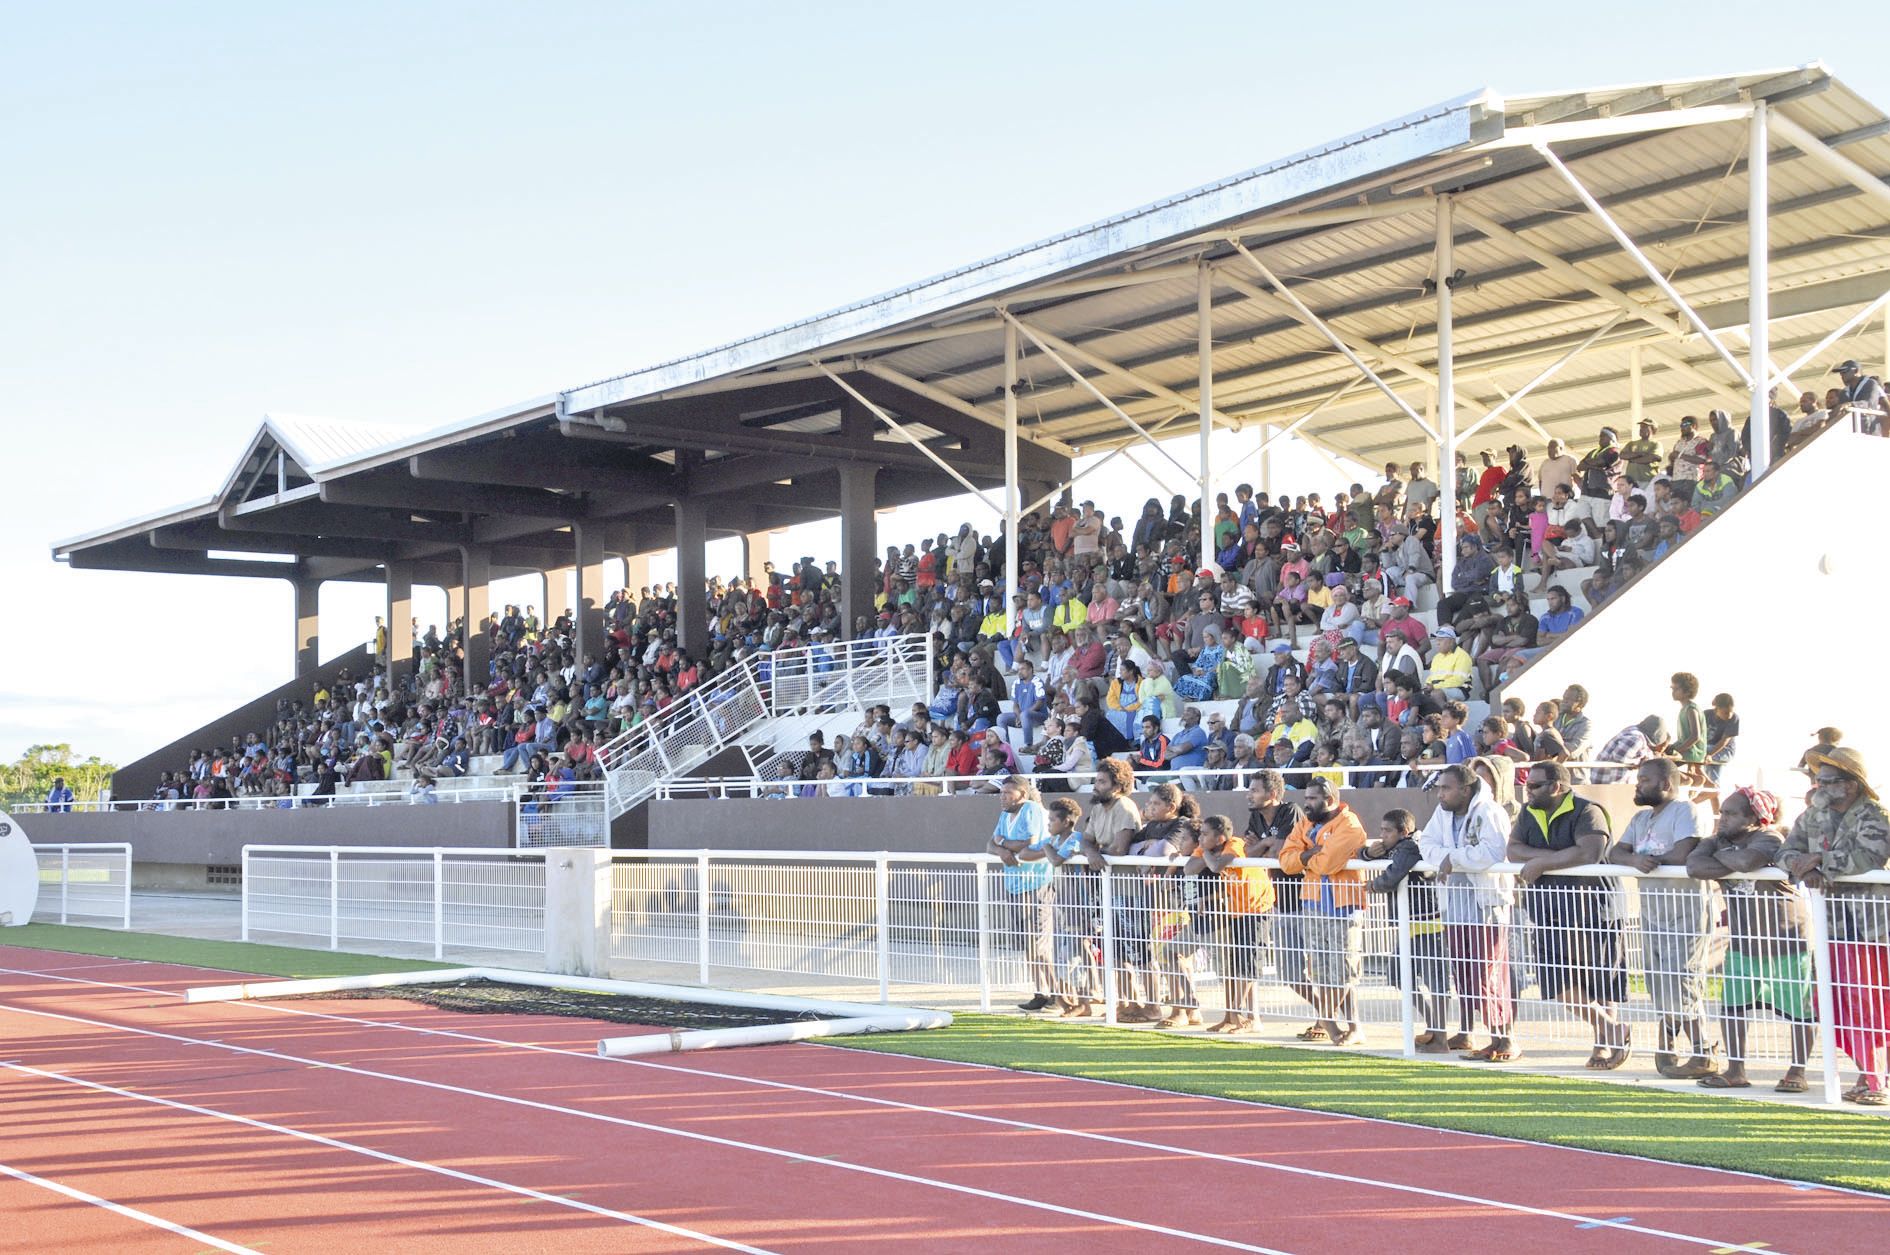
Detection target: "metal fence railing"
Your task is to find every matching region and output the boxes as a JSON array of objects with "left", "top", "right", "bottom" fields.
[
  {"left": 241, "top": 845, "right": 547, "bottom": 964},
  {"left": 30, "top": 843, "right": 132, "bottom": 929},
  {"left": 236, "top": 841, "right": 1889, "bottom": 1104},
  {"left": 514, "top": 780, "right": 609, "bottom": 848},
  {"left": 603, "top": 849, "right": 1888, "bottom": 1104}
]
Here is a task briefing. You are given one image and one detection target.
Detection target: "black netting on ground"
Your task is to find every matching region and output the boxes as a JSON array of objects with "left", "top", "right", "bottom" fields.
[{"left": 305, "top": 978, "right": 823, "bottom": 1031}]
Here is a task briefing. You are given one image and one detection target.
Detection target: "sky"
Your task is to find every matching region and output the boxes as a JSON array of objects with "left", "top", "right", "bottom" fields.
[{"left": 2, "top": 2, "right": 1880, "bottom": 767}]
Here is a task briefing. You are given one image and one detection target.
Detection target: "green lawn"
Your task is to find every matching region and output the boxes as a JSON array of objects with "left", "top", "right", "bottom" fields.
[
  {"left": 2, "top": 923, "right": 450, "bottom": 979},
  {"left": 6, "top": 925, "right": 1886, "bottom": 1193},
  {"left": 837, "top": 1015, "right": 1890, "bottom": 1194}
]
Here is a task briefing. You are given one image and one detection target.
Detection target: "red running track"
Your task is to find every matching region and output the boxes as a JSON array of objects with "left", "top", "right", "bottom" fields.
[{"left": 1, "top": 944, "right": 1885, "bottom": 1254}]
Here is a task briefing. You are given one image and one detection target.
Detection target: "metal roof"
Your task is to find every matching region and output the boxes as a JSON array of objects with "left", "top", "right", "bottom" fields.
[
  {"left": 556, "top": 62, "right": 1890, "bottom": 472},
  {"left": 53, "top": 63, "right": 1890, "bottom": 572}
]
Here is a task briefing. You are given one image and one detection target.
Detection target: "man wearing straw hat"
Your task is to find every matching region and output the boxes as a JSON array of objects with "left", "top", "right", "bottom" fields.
[{"left": 1780, "top": 747, "right": 1890, "bottom": 1105}]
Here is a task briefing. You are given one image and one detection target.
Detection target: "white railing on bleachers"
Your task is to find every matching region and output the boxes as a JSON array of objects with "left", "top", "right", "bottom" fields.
[
  {"left": 30, "top": 843, "right": 132, "bottom": 929},
  {"left": 594, "top": 633, "right": 933, "bottom": 819}
]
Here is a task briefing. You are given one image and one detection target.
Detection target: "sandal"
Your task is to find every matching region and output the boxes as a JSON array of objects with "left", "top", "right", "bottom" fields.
[
  {"left": 1330, "top": 1027, "right": 1367, "bottom": 1048},
  {"left": 1412, "top": 1031, "right": 1440, "bottom": 1049},
  {"left": 1444, "top": 1033, "right": 1472, "bottom": 1051},
  {"left": 1842, "top": 1083, "right": 1871, "bottom": 1103},
  {"left": 1294, "top": 1024, "right": 1330, "bottom": 1042},
  {"left": 1463, "top": 1043, "right": 1520, "bottom": 1063},
  {"left": 1858, "top": 1087, "right": 1888, "bottom": 1107},
  {"left": 1595, "top": 1046, "right": 1632, "bottom": 1071},
  {"left": 1774, "top": 1074, "right": 1809, "bottom": 1094},
  {"left": 1584, "top": 1047, "right": 1612, "bottom": 1070},
  {"left": 1697, "top": 1073, "right": 1752, "bottom": 1089}
]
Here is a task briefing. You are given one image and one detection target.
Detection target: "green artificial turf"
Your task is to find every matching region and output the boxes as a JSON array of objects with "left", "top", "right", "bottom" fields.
[
  {"left": 836, "top": 1013, "right": 1890, "bottom": 1194},
  {"left": 1, "top": 923, "right": 450, "bottom": 979}
]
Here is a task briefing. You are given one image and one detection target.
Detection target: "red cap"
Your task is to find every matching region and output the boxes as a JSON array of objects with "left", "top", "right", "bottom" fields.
[{"left": 1389, "top": 595, "right": 1413, "bottom": 607}]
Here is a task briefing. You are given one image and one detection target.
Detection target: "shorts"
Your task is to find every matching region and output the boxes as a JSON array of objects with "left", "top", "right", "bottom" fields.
[
  {"left": 1525, "top": 880, "right": 1627, "bottom": 1005},
  {"left": 1721, "top": 949, "right": 1813, "bottom": 1022},
  {"left": 1302, "top": 911, "right": 1363, "bottom": 993},
  {"left": 1214, "top": 911, "right": 1267, "bottom": 980}
]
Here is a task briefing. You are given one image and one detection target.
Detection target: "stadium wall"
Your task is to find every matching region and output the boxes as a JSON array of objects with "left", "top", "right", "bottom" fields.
[{"left": 1507, "top": 425, "right": 1886, "bottom": 788}]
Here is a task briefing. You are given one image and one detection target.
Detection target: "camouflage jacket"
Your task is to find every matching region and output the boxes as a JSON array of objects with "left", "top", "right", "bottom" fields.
[{"left": 1782, "top": 797, "right": 1890, "bottom": 941}]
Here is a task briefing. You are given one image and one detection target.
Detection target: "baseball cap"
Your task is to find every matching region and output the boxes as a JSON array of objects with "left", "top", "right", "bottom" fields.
[
  {"left": 1433, "top": 625, "right": 1458, "bottom": 638},
  {"left": 1834, "top": 359, "right": 1862, "bottom": 374},
  {"left": 1270, "top": 642, "right": 1293, "bottom": 654},
  {"left": 1389, "top": 595, "right": 1412, "bottom": 608}
]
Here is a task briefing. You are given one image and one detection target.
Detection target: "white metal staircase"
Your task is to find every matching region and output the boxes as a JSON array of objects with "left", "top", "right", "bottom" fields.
[{"left": 595, "top": 634, "right": 933, "bottom": 819}]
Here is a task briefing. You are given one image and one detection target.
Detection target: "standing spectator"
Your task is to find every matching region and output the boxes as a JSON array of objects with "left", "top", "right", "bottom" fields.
[
  {"left": 1365, "top": 807, "right": 1454, "bottom": 1051},
  {"left": 1590, "top": 715, "right": 1670, "bottom": 783},
  {"left": 1835, "top": 359, "right": 1887, "bottom": 435},
  {"left": 1192, "top": 812, "right": 1273, "bottom": 1033},
  {"left": 1688, "top": 787, "right": 1814, "bottom": 1094},
  {"left": 45, "top": 776, "right": 75, "bottom": 812},
  {"left": 1538, "top": 438, "right": 1578, "bottom": 501},
  {"left": 1246, "top": 770, "right": 1317, "bottom": 1036},
  {"left": 1280, "top": 776, "right": 1370, "bottom": 1046},
  {"left": 1608, "top": 758, "right": 1715, "bottom": 1078},
  {"left": 1670, "top": 672, "right": 1708, "bottom": 785},
  {"left": 1083, "top": 759, "right": 1142, "bottom": 1014},
  {"left": 1701, "top": 692, "right": 1740, "bottom": 809},
  {"left": 1621, "top": 419, "right": 1664, "bottom": 486},
  {"left": 1779, "top": 748, "right": 1890, "bottom": 1105},
  {"left": 989, "top": 776, "right": 1058, "bottom": 1012},
  {"left": 1511, "top": 761, "right": 1630, "bottom": 1069},
  {"left": 1420, "top": 762, "right": 1517, "bottom": 1060}
]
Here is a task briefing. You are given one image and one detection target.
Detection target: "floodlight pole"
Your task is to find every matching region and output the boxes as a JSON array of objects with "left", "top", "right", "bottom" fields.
[
  {"left": 1436, "top": 194, "right": 1457, "bottom": 591},
  {"left": 1748, "top": 100, "right": 1773, "bottom": 481},
  {"left": 1004, "top": 320, "right": 1020, "bottom": 634},
  {"left": 1198, "top": 262, "right": 1214, "bottom": 527}
]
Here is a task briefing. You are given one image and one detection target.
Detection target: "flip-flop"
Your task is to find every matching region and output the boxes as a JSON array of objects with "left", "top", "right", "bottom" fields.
[
  {"left": 1859, "top": 1088, "right": 1888, "bottom": 1106},
  {"left": 1294, "top": 1024, "right": 1330, "bottom": 1042},
  {"left": 1697, "top": 1073, "right": 1751, "bottom": 1089},
  {"left": 1774, "top": 1075, "right": 1809, "bottom": 1094}
]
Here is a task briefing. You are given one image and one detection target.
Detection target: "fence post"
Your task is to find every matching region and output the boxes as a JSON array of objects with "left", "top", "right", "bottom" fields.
[
  {"left": 59, "top": 847, "right": 70, "bottom": 925},
  {"left": 974, "top": 858, "right": 992, "bottom": 1014},
  {"left": 1395, "top": 877, "right": 1416, "bottom": 1059},
  {"left": 875, "top": 853, "right": 891, "bottom": 1004},
  {"left": 697, "top": 852, "right": 712, "bottom": 985},
  {"left": 120, "top": 846, "right": 132, "bottom": 930},
  {"left": 328, "top": 848, "right": 340, "bottom": 951},
  {"left": 1100, "top": 864, "right": 1118, "bottom": 1027},
  {"left": 1806, "top": 884, "right": 1843, "bottom": 1106},
  {"left": 432, "top": 851, "right": 446, "bottom": 961},
  {"left": 240, "top": 847, "right": 251, "bottom": 942}
]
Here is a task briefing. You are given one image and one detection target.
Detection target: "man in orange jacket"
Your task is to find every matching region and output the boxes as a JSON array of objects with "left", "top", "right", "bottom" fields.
[{"left": 1280, "top": 776, "right": 1370, "bottom": 1045}]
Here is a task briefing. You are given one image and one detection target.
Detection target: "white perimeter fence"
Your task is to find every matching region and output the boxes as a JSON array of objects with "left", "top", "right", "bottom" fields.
[
  {"left": 30, "top": 843, "right": 133, "bottom": 929},
  {"left": 241, "top": 844, "right": 1890, "bottom": 1105}
]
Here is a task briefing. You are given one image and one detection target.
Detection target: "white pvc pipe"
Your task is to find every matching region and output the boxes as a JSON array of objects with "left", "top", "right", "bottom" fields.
[
  {"left": 597, "top": 1012, "right": 952, "bottom": 1058},
  {"left": 186, "top": 967, "right": 485, "bottom": 1004}
]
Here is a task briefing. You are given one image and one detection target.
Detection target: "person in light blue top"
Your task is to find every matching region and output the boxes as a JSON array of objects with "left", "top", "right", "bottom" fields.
[
  {"left": 997, "top": 657, "right": 1048, "bottom": 746},
  {"left": 989, "top": 775, "right": 1059, "bottom": 1011}
]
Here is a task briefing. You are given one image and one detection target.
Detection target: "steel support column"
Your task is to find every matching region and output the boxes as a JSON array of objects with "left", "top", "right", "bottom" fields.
[
  {"left": 1198, "top": 262, "right": 1214, "bottom": 519},
  {"left": 1436, "top": 195, "right": 1458, "bottom": 591},
  {"left": 384, "top": 559, "right": 414, "bottom": 683},
  {"left": 1003, "top": 321, "right": 1020, "bottom": 634},
  {"left": 674, "top": 498, "right": 709, "bottom": 656},
  {"left": 461, "top": 545, "right": 491, "bottom": 697},
  {"left": 837, "top": 463, "right": 879, "bottom": 640},
  {"left": 574, "top": 523, "right": 608, "bottom": 665},
  {"left": 292, "top": 571, "right": 321, "bottom": 678},
  {"left": 1749, "top": 100, "right": 1773, "bottom": 480}
]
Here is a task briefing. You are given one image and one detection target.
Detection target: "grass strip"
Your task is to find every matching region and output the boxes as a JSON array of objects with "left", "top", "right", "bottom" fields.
[
  {"left": 835, "top": 1013, "right": 1890, "bottom": 1194},
  {"left": 1, "top": 924, "right": 450, "bottom": 979}
]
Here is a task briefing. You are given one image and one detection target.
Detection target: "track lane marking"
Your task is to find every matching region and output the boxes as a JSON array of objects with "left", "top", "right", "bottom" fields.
[
  {"left": 1, "top": 1060, "right": 776, "bottom": 1255},
  {"left": 0, "top": 962, "right": 1805, "bottom": 1251},
  {"left": 0, "top": 1003, "right": 1289, "bottom": 1254},
  {"left": 0, "top": 1158, "right": 265, "bottom": 1254}
]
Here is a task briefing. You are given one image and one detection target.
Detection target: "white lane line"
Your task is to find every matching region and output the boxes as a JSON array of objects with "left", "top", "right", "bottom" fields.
[
  {"left": 1, "top": 1061, "right": 775, "bottom": 1255},
  {"left": 0, "top": 1001, "right": 1289, "bottom": 1255},
  {"left": 0, "top": 963, "right": 1789, "bottom": 1250},
  {"left": 0, "top": 1158, "right": 264, "bottom": 1254}
]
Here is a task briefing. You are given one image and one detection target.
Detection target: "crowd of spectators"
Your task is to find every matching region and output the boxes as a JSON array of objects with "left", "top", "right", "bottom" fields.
[
  {"left": 984, "top": 728, "right": 1890, "bottom": 1103},
  {"left": 138, "top": 357, "right": 1878, "bottom": 809}
]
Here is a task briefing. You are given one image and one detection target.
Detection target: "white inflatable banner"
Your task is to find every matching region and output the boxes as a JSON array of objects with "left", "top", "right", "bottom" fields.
[{"left": 0, "top": 811, "right": 39, "bottom": 926}]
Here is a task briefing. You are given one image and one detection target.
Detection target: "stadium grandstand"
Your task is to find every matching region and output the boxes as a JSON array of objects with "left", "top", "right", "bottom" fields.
[{"left": 11, "top": 66, "right": 1890, "bottom": 1252}]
